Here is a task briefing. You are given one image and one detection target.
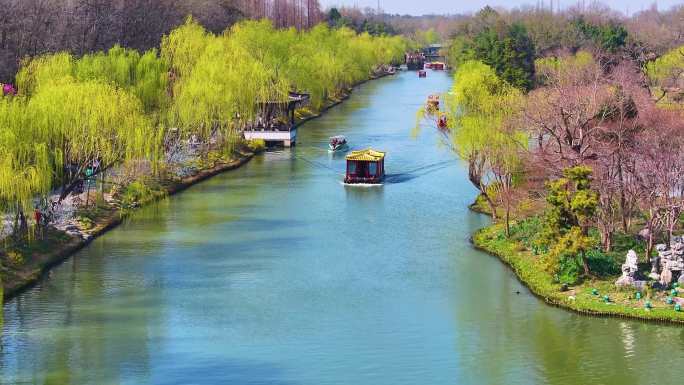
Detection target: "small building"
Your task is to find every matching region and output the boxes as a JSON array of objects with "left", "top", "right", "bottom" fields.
[
  {"left": 243, "top": 92, "right": 310, "bottom": 147},
  {"left": 405, "top": 51, "right": 426, "bottom": 71},
  {"left": 345, "top": 149, "right": 386, "bottom": 184},
  {"left": 423, "top": 44, "right": 443, "bottom": 59}
]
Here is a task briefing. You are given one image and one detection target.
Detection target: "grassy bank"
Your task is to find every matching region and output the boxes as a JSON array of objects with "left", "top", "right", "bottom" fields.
[{"left": 472, "top": 223, "right": 684, "bottom": 324}]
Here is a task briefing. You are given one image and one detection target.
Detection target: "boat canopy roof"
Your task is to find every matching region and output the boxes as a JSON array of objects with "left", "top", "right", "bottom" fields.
[
  {"left": 330, "top": 135, "right": 346, "bottom": 140},
  {"left": 346, "top": 149, "right": 385, "bottom": 162}
]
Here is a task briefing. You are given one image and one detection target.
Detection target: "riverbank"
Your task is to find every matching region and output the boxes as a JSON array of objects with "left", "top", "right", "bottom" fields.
[
  {"left": 472, "top": 223, "right": 684, "bottom": 324},
  {"left": 1, "top": 72, "right": 392, "bottom": 302},
  {"left": 1, "top": 154, "right": 254, "bottom": 300}
]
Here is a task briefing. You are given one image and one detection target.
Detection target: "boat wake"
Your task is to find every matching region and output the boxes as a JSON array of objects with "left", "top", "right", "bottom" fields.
[{"left": 384, "top": 160, "right": 454, "bottom": 184}]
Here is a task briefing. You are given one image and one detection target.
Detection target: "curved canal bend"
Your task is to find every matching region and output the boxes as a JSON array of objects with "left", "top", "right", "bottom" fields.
[{"left": 2, "top": 71, "right": 683, "bottom": 385}]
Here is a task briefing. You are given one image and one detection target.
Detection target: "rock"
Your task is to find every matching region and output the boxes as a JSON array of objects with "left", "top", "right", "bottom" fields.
[
  {"left": 660, "top": 268, "right": 673, "bottom": 287},
  {"left": 616, "top": 275, "right": 635, "bottom": 287},
  {"left": 625, "top": 250, "right": 638, "bottom": 268},
  {"left": 616, "top": 250, "right": 640, "bottom": 287},
  {"left": 649, "top": 272, "right": 661, "bottom": 281},
  {"left": 560, "top": 283, "right": 569, "bottom": 292},
  {"left": 678, "top": 274, "right": 684, "bottom": 286},
  {"left": 634, "top": 280, "right": 648, "bottom": 291}
]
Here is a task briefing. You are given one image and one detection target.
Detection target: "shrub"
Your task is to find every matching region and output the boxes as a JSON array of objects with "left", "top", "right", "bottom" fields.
[
  {"left": 585, "top": 248, "right": 621, "bottom": 277},
  {"left": 75, "top": 215, "right": 95, "bottom": 230},
  {"left": 247, "top": 138, "right": 266, "bottom": 153},
  {"left": 556, "top": 254, "right": 583, "bottom": 284},
  {"left": 6, "top": 251, "right": 24, "bottom": 266},
  {"left": 120, "top": 180, "right": 153, "bottom": 208}
]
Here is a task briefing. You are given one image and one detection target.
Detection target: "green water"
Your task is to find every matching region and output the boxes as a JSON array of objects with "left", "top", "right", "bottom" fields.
[{"left": 2, "top": 71, "right": 683, "bottom": 385}]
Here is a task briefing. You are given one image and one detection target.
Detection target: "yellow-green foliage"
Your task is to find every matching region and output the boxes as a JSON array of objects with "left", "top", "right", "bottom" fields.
[
  {"left": 646, "top": 45, "right": 684, "bottom": 106},
  {"left": 28, "top": 80, "right": 159, "bottom": 174},
  {"left": 646, "top": 45, "right": 684, "bottom": 86},
  {"left": 1, "top": 18, "right": 406, "bottom": 227},
  {"left": 120, "top": 180, "right": 154, "bottom": 208},
  {"left": 445, "top": 60, "right": 524, "bottom": 163},
  {"left": 18, "top": 46, "right": 169, "bottom": 113},
  {"left": 163, "top": 18, "right": 408, "bottom": 133},
  {"left": 247, "top": 139, "right": 266, "bottom": 153},
  {"left": 534, "top": 50, "right": 596, "bottom": 85},
  {"left": 413, "top": 28, "right": 440, "bottom": 47},
  {"left": 0, "top": 97, "right": 52, "bottom": 214},
  {"left": 0, "top": 79, "right": 160, "bottom": 217},
  {"left": 6, "top": 250, "right": 24, "bottom": 266}
]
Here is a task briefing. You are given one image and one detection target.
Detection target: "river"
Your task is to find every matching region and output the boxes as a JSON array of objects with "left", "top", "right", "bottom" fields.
[{"left": 2, "top": 71, "right": 683, "bottom": 385}]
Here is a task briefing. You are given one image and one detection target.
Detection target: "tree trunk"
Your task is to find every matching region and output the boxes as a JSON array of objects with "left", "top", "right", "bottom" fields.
[
  {"left": 505, "top": 202, "right": 511, "bottom": 237},
  {"left": 18, "top": 209, "right": 27, "bottom": 236},
  {"left": 617, "top": 158, "right": 628, "bottom": 232},
  {"left": 482, "top": 191, "right": 497, "bottom": 220},
  {"left": 647, "top": 229, "right": 654, "bottom": 263},
  {"left": 582, "top": 251, "right": 590, "bottom": 276},
  {"left": 603, "top": 230, "right": 612, "bottom": 252}
]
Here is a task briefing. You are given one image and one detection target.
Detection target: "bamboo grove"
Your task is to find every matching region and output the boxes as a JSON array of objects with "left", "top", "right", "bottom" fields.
[{"left": 0, "top": 18, "right": 407, "bottom": 236}]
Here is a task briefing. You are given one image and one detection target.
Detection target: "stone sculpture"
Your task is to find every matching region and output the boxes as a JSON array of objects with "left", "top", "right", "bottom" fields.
[{"left": 616, "top": 250, "right": 639, "bottom": 287}]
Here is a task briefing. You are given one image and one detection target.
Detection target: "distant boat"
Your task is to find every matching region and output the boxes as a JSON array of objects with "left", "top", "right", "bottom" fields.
[
  {"left": 431, "top": 62, "right": 446, "bottom": 70},
  {"left": 329, "top": 135, "right": 348, "bottom": 152},
  {"left": 426, "top": 94, "right": 440, "bottom": 112},
  {"left": 418, "top": 70, "right": 427, "bottom": 78},
  {"left": 438, "top": 114, "right": 448, "bottom": 129}
]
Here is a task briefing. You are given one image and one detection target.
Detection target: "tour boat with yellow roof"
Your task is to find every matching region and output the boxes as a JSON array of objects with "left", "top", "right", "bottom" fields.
[{"left": 344, "top": 149, "right": 386, "bottom": 185}]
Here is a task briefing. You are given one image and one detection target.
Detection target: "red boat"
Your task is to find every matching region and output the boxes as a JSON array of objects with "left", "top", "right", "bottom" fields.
[
  {"left": 431, "top": 62, "right": 446, "bottom": 70},
  {"left": 418, "top": 70, "right": 427, "bottom": 78},
  {"left": 438, "top": 114, "right": 448, "bottom": 129}
]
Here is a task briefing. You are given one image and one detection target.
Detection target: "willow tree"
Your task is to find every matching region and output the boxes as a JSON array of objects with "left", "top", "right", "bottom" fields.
[
  {"left": 74, "top": 46, "right": 170, "bottom": 113},
  {"left": 286, "top": 24, "right": 344, "bottom": 109},
  {"left": 15, "top": 52, "right": 74, "bottom": 96},
  {"left": 17, "top": 47, "right": 169, "bottom": 115},
  {"left": 161, "top": 17, "right": 213, "bottom": 80},
  {"left": 27, "top": 80, "right": 159, "bottom": 200},
  {"left": 170, "top": 24, "right": 288, "bottom": 152},
  {"left": 0, "top": 96, "right": 52, "bottom": 233},
  {"left": 444, "top": 60, "right": 525, "bottom": 220}
]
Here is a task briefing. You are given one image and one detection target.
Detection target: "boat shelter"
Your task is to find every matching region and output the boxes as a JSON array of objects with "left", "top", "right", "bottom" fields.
[
  {"left": 243, "top": 92, "right": 310, "bottom": 147},
  {"left": 345, "top": 149, "right": 386, "bottom": 184}
]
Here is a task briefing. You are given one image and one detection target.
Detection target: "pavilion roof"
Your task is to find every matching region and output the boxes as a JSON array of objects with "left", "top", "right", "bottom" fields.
[{"left": 346, "top": 149, "right": 385, "bottom": 162}]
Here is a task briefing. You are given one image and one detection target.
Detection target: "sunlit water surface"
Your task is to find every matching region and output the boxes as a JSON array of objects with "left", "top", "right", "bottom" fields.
[{"left": 2, "top": 71, "right": 683, "bottom": 385}]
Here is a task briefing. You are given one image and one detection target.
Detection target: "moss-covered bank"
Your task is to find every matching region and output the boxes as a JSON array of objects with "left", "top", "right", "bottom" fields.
[{"left": 472, "top": 223, "right": 684, "bottom": 324}]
